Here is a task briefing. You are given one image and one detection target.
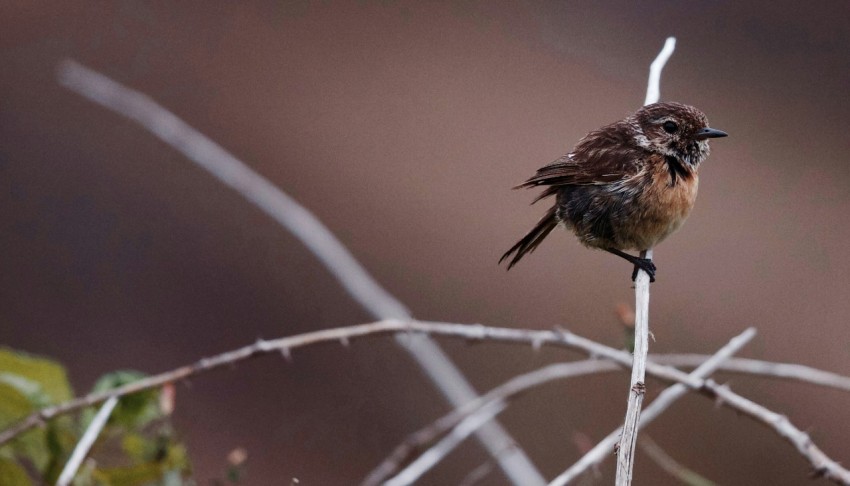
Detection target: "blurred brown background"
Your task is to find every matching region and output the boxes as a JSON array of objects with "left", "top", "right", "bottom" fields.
[{"left": 2, "top": 1, "right": 849, "bottom": 484}]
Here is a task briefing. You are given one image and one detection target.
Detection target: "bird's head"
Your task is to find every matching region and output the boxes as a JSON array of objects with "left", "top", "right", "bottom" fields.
[{"left": 633, "top": 102, "right": 727, "bottom": 167}]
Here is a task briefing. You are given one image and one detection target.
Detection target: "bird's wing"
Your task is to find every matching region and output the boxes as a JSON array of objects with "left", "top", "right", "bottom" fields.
[{"left": 516, "top": 123, "right": 646, "bottom": 193}]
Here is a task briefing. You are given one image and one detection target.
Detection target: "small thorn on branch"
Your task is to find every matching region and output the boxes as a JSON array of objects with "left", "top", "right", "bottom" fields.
[
  {"left": 708, "top": 381, "right": 730, "bottom": 408},
  {"left": 531, "top": 336, "right": 544, "bottom": 351},
  {"left": 553, "top": 326, "right": 570, "bottom": 343}
]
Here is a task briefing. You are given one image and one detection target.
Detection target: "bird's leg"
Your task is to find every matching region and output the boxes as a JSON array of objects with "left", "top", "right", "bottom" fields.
[{"left": 605, "top": 248, "right": 656, "bottom": 282}]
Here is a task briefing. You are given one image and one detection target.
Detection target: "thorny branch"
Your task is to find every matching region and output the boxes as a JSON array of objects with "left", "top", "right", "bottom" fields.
[
  {"left": 57, "top": 59, "right": 543, "bottom": 486},
  {"left": 650, "top": 354, "right": 850, "bottom": 392},
  {"left": 383, "top": 401, "right": 507, "bottom": 486},
  {"left": 365, "top": 360, "right": 621, "bottom": 486},
  {"left": 2, "top": 320, "right": 848, "bottom": 484},
  {"left": 372, "top": 341, "right": 850, "bottom": 485},
  {"left": 550, "top": 327, "right": 755, "bottom": 485}
]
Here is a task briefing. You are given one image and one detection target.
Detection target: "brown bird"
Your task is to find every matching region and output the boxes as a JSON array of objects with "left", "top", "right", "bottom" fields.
[{"left": 500, "top": 102, "right": 727, "bottom": 282}]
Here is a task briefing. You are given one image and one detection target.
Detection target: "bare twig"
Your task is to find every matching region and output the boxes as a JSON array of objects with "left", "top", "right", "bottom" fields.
[
  {"left": 363, "top": 350, "right": 850, "bottom": 484},
  {"left": 364, "top": 360, "right": 622, "bottom": 486},
  {"left": 57, "top": 60, "right": 543, "bottom": 486},
  {"left": 616, "top": 36, "right": 677, "bottom": 486},
  {"left": 547, "top": 324, "right": 850, "bottom": 485},
  {"left": 696, "top": 380, "right": 850, "bottom": 485},
  {"left": 2, "top": 320, "right": 848, "bottom": 484},
  {"left": 58, "top": 61, "right": 408, "bottom": 322},
  {"left": 650, "top": 354, "right": 850, "bottom": 392},
  {"left": 56, "top": 396, "right": 118, "bottom": 486},
  {"left": 551, "top": 327, "right": 755, "bottom": 486},
  {"left": 639, "top": 435, "right": 716, "bottom": 486},
  {"left": 644, "top": 37, "right": 677, "bottom": 108},
  {"left": 384, "top": 401, "right": 507, "bottom": 486}
]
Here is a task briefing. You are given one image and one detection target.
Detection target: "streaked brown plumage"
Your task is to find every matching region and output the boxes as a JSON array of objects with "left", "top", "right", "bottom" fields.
[{"left": 500, "top": 102, "right": 727, "bottom": 281}]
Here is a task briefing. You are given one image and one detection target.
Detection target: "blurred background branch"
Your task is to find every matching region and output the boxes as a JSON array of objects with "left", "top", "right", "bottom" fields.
[
  {"left": 365, "top": 360, "right": 619, "bottom": 486},
  {"left": 638, "top": 435, "right": 716, "bottom": 486},
  {"left": 56, "top": 58, "right": 544, "bottom": 486}
]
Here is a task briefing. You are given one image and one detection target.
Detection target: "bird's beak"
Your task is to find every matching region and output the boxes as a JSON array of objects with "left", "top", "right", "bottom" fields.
[{"left": 695, "top": 127, "right": 728, "bottom": 140}]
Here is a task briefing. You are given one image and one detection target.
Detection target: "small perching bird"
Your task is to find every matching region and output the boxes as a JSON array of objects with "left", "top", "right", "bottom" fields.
[{"left": 500, "top": 102, "right": 727, "bottom": 282}]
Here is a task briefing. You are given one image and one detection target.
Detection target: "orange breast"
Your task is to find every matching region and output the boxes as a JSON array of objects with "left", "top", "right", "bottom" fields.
[{"left": 631, "top": 163, "right": 699, "bottom": 249}]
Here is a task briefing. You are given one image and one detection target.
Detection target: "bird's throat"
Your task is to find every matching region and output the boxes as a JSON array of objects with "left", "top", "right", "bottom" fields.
[{"left": 664, "top": 155, "right": 692, "bottom": 187}]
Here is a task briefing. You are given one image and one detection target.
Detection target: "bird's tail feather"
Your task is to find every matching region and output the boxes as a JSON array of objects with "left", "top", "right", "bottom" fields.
[{"left": 499, "top": 206, "right": 558, "bottom": 269}]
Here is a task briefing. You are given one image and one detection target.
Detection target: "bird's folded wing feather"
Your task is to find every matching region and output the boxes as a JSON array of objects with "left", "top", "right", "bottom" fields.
[{"left": 516, "top": 123, "right": 646, "bottom": 194}]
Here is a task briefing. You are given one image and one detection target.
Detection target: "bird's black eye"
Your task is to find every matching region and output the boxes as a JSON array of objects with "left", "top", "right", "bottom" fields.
[{"left": 662, "top": 121, "right": 678, "bottom": 133}]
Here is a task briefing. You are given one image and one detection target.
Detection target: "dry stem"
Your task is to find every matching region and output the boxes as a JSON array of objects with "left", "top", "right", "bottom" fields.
[
  {"left": 615, "top": 36, "right": 677, "bottom": 486},
  {"left": 551, "top": 327, "right": 755, "bottom": 485},
  {"left": 651, "top": 354, "right": 850, "bottom": 392},
  {"left": 55, "top": 397, "right": 118, "bottom": 486},
  {"left": 2, "top": 319, "right": 847, "bottom": 485},
  {"left": 57, "top": 59, "right": 542, "bottom": 486},
  {"left": 365, "top": 360, "right": 620, "bottom": 486}
]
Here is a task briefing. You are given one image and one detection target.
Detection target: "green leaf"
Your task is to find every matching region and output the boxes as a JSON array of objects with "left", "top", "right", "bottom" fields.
[
  {"left": 43, "top": 421, "right": 77, "bottom": 484},
  {"left": 226, "top": 464, "right": 243, "bottom": 483},
  {"left": 71, "top": 458, "right": 95, "bottom": 486},
  {"left": 121, "top": 433, "right": 151, "bottom": 461},
  {"left": 91, "top": 371, "right": 160, "bottom": 429},
  {"left": 93, "top": 441, "right": 190, "bottom": 486},
  {"left": 0, "top": 383, "right": 56, "bottom": 474},
  {"left": 6, "top": 429, "right": 49, "bottom": 475},
  {"left": 93, "top": 462, "right": 162, "bottom": 485},
  {"left": 0, "top": 458, "right": 33, "bottom": 486},
  {"left": 0, "top": 350, "right": 78, "bottom": 480},
  {"left": 0, "top": 382, "right": 32, "bottom": 428},
  {"left": 163, "top": 441, "right": 190, "bottom": 472},
  {"left": 0, "top": 348, "right": 73, "bottom": 404}
]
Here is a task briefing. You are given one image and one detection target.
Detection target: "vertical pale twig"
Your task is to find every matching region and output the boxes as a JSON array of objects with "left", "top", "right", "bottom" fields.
[
  {"left": 550, "top": 327, "right": 755, "bottom": 486},
  {"left": 644, "top": 37, "right": 677, "bottom": 108},
  {"left": 57, "top": 61, "right": 544, "bottom": 486},
  {"left": 615, "top": 36, "right": 676, "bottom": 486},
  {"left": 56, "top": 396, "right": 118, "bottom": 486}
]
